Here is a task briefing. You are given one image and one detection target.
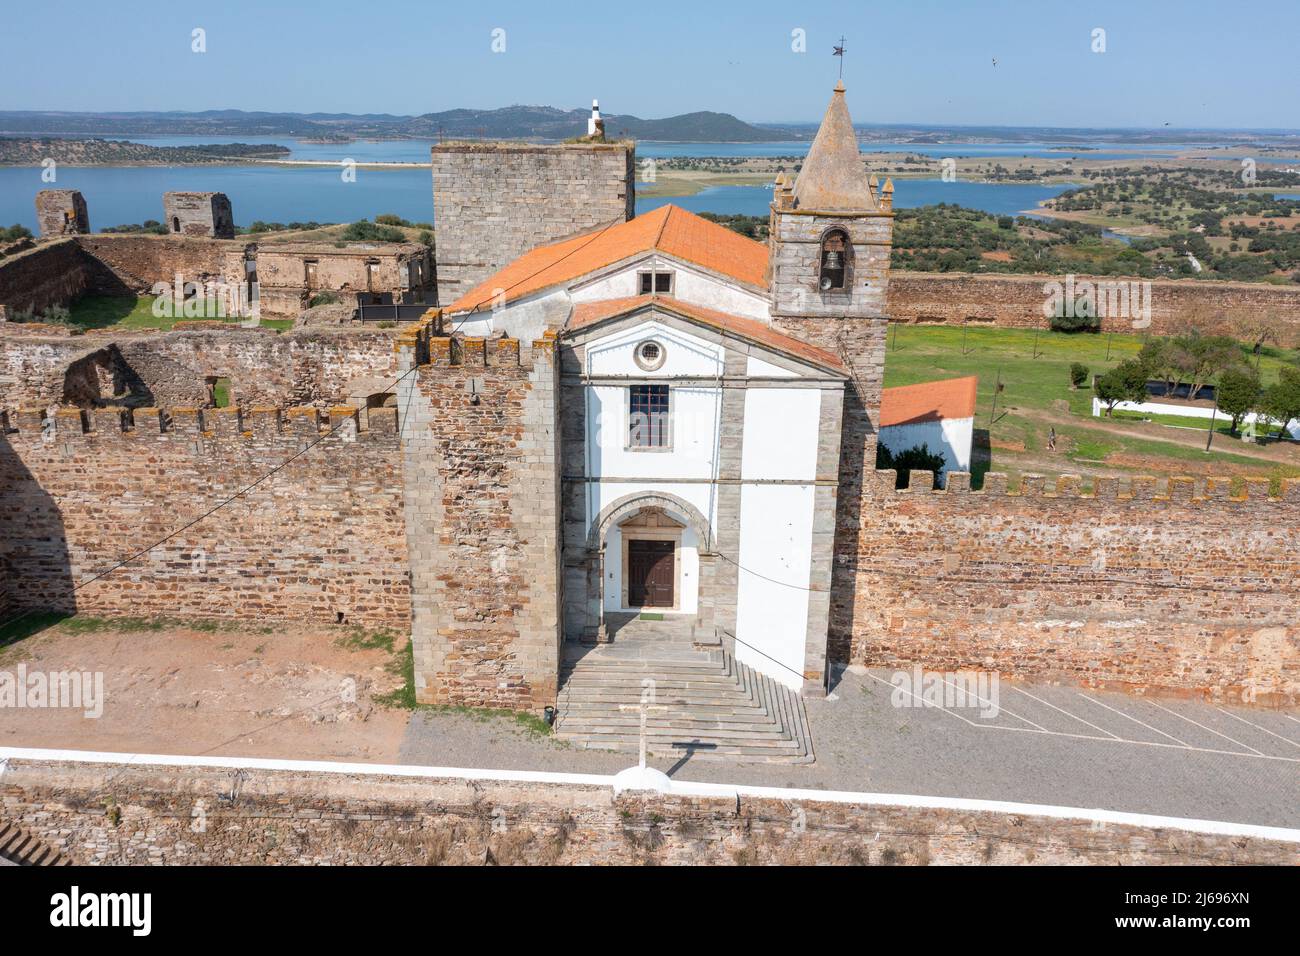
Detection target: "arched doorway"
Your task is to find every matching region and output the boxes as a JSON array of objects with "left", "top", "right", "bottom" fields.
[{"left": 576, "top": 492, "right": 717, "bottom": 644}]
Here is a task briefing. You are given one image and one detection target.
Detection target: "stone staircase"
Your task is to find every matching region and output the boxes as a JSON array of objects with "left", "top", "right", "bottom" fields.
[
  {"left": 555, "top": 643, "right": 814, "bottom": 764},
  {"left": 0, "top": 819, "right": 69, "bottom": 866}
]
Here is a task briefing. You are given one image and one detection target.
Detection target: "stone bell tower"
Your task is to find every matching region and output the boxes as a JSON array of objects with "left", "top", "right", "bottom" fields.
[
  {"left": 768, "top": 81, "right": 894, "bottom": 321},
  {"left": 767, "top": 82, "right": 895, "bottom": 654}
]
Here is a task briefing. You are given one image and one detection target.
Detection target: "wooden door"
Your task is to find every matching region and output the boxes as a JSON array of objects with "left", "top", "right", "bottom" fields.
[{"left": 627, "top": 539, "right": 675, "bottom": 608}]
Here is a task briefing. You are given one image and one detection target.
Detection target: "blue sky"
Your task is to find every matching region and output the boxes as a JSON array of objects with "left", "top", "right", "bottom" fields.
[{"left": 2, "top": 0, "right": 1296, "bottom": 128}]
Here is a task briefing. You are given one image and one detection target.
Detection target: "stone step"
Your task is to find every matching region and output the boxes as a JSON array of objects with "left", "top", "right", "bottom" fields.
[
  {"left": 0, "top": 821, "right": 69, "bottom": 866},
  {"left": 555, "top": 646, "right": 814, "bottom": 765}
]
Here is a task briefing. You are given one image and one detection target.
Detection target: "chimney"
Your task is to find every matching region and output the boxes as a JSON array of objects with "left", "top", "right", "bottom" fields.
[{"left": 587, "top": 99, "right": 602, "bottom": 138}]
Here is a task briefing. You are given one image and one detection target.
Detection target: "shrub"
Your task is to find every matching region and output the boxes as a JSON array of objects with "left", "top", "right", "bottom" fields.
[
  {"left": 876, "top": 442, "right": 947, "bottom": 488},
  {"left": 1094, "top": 359, "right": 1149, "bottom": 415},
  {"left": 0, "top": 223, "right": 33, "bottom": 242},
  {"left": 341, "top": 220, "right": 405, "bottom": 243},
  {"left": 308, "top": 292, "right": 341, "bottom": 308},
  {"left": 1049, "top": 310, "right": 1101, "bottom": 333},
  {"left": 1069, "top": 363, "right": 1089, "bottom": 388},
  {"left": 1260, "top": 366, "right": 1300, "bottom": 438}
]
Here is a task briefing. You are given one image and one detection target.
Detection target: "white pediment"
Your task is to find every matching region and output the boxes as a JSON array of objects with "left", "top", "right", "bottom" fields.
[{"left": 584, "top": 319, "right": 724, "bottom": 377}]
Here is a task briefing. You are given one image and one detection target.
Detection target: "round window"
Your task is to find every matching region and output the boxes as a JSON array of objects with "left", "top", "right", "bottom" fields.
[{"left": 634, "top": 340, "right": 666, "bottom": 371}]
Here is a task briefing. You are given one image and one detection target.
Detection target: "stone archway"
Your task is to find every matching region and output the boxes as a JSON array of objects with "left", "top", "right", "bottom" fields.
[{"left": 575, "top": 491, "right": 718, "bottom": 644}]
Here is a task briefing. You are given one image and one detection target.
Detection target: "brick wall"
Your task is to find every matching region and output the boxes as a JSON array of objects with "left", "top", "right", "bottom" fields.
[
  {"left": 1, "top": 760, "right": 1290, "bottom": 865},
  {"left": 0, "top": 240, "right": 90, "bottom": 318},
  {"left": 76, "top": 234, "right": 244, "bottom": 295},
  {"left": 888, "top": 272, "right": 1300, "bottom": 345},
  {"left": 0, "top": 404, "right": 410, "bottom": 627},
  {"left": 0, "top": 326, "right": 402, "bottom": 411},
  {"left": 431, "top": 142, "right": 635, "bottom": 303},
  {"left": 398, "top": 329, "right": 562, "bottom": 710},
  {"left": 837, "top": 471, "right": 1300, "bottom": 705}
]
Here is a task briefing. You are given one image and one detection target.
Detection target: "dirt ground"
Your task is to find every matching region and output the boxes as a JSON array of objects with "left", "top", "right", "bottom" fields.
[{"left": 0, "top": 619, "right": 411, "bottom": 763}]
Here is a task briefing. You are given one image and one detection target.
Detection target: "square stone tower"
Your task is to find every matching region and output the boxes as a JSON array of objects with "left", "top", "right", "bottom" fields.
[
  {"left": 35, "top": 189, "right": 90, "bottom": 236},
  {"left": 163, "top": 191, "right": 235, "bottom": 238},
  {"left": 431, "top": 141, "right": 635, "bottom": 303}
]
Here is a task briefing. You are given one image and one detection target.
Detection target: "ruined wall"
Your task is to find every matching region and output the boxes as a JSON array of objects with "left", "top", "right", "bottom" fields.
[
  {"left": 398, "top": 329, "right": 562, "bottom": 712},
  {"left": 163, "top": 191, "right": 235, "bottom": 239},
  {"left": 35, "top": 189, "right": 89, "bottom": 237},
  {"left": 254, "top": 243, "right": 432, "bottom": 319},
  {"left": 0, "top": 239, "right": 90, "bottom": 318},
  {"left": 888, "top": 272, "right": 1300, "bottom": 346},
  {"left": 75, "top": 234, "right": 245, "bottom": 296},
  {"left": 838, "top": 471, "right": 1300, "bottom": 706},
  {"left": 0, "top": 404, "right": 410, "bottom": 627},
  {"left": 0, "top": 326, "right": 401, "bottom": 411},
  {"left": 431, "top": 142, "right": 635, "bottom": 303},
  {"left": 1, "top": 759, "right": 1291, "bottom": 865}
]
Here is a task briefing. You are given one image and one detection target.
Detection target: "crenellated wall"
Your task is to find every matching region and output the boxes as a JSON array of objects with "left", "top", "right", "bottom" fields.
[
  {"left": 837, "top": 469, "right": 1300, "bottom": 705},
  {"left": 0, "top": 403, "right": 410, "bottom": 627}
]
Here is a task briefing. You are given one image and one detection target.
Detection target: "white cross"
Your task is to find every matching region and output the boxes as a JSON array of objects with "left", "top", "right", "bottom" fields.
[{"left": 618, "top": 678, "right": 668, "bottom": 770}]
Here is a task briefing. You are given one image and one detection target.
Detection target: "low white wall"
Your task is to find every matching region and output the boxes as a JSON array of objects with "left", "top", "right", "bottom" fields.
[{"left": 1091, "top": 396, "right": 1300, "bottom": 439}]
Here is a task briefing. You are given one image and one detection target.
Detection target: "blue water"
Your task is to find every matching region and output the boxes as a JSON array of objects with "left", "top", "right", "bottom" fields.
[
  {"left": 638, "top": 180, "right": 1081, "bottom": 218},
  {"left": 72, "top": 134, "right": 1287, "bottom": 164},
  {"left": 0, "top": 164, "right": 1085, "bottom": 231}
]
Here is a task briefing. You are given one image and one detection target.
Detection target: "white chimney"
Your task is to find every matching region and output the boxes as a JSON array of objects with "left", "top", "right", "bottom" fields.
[{"left": 587, "top": 99, "right": 601, "bottom": 137}]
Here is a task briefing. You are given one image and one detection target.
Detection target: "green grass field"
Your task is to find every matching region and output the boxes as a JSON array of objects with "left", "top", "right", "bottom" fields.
[
  {"left": 881, "top": 324, "right": 1300, "bottom": 484},
  {"left": 65, "top": 295, "right": 294, "bottom": 332}
]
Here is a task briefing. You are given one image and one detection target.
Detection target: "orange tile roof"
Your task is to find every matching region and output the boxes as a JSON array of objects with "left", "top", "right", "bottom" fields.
[
  {"left": 879, "top": 376, "right": 979, "bottom": 427},
  {"left": 444, "top": 205, "right": 770, "bottom": 314},
  {"left": 568, "top": 295, "right": 846, "bottom": 374}
]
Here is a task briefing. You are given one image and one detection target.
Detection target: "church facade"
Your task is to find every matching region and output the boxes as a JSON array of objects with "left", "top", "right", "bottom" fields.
[{"left": 414, "top": 82, "right": 896, "bottom": 699}]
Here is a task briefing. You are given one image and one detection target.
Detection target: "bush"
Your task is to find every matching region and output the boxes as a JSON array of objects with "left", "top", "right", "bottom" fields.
[
  {"left": 1260, "top": 367, "right": 1300, "bottom": 437},
  {"left": 1049, "top": 310, "right": 1102, "bottom": 333},
  {"left": 341, "top": 220, "right": 406, "bottom": 243},
  {"left": 876, "top": 442, "right": 948, "bottom": 488},
  {"left": 307, "top": 292, "right": 341, "bottom": 308},
  {"left": 0, "top": 223, "right": 33, "bottom": 242},
  {"left": 1094, "top": 359, "right": 1149, "bottom": 415},
  {"left": 1069, "top": 363, "right": 1089, "bottom": 388}
]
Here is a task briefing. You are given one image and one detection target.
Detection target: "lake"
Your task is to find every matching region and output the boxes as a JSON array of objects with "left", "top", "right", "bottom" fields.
[
  {"left": 5, "top": 131, "right": 1279, "bottom": 232},
  {"left": 0, "top": 161, "right": 1085, "bottom": 232}
]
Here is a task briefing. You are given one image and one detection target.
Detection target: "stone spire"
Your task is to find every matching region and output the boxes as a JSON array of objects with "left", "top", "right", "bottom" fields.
[{"left": 791, "top": 81, "right": 878, "bottom": 212}]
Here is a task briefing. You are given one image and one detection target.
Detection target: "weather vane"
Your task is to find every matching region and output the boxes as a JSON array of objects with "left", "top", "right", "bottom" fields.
[{"left": 833, "top": 36, "right": 846, "bottom": 80}]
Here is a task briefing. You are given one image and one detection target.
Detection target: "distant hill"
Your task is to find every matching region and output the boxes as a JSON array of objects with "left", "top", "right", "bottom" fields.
[
  {"left": 0, "top": 107, "right": 803, "bottom": 143},
  {"left": 0, "top": 136, "right": 290, "bottom": 166}
]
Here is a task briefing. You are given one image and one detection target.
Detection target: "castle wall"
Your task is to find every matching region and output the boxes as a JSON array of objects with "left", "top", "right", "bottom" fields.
[
  {"left": 839, "top": 471, "right": 1300, "bottom": 706},
  {"left": 887, "top": 272, "right": 1300, "bottom": 346},
  {"left": 431, "top": 142, "right": 635, "bottom": 303},
  {"left": 0, "top": 239, "right": 90, "bottom": 318},
  {"left": 0, "top": 326, "right": 401, "bottom": 411},
  {"left": 3, "top": 758, "right": 1292, "bottom": 865},
  {"left": 0, "top": 404, "right": 410, "bottom": 627},
  {"left": 397, "top": 330, "right": 562, "bottom": 710},
  {"left": 76, "top": 234, "right": 245, "bottom": 296}
]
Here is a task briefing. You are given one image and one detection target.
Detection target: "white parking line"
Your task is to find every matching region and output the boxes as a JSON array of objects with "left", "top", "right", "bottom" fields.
[
  {"left": 1076, "top": 694, "right": 1192, "bottom": 748},
  {"left": 865, "top": 673, "right": 1299, "bottom": 763},
  {"left": 937, "top": 676, "right": 1050, "bottom": 732},
  {"left": 1142, "top": 700, "right": 1263, "bottom": 756},
  {"left": 1006, "top": 685, "right": 1121, "bottom": 739},
  {"left": 1215, "top": 707, "right": 1300, "bottom": 750}
]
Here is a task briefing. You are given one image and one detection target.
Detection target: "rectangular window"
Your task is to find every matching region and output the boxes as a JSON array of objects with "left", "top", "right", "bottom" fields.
[
  {"left": 629, "top": 384, "right": 670, "bottom": 448},
  {"left": 638, "top": 271, "right": 674, "bottom": 295}
]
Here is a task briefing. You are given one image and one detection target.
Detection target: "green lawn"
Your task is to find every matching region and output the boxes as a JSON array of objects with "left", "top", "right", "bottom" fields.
[
  {"left": 65, "top": 295, "right": 294, "bottom": 332},
  {"left": 881, "top": 324, "right": 1300, "bottom": 483}
]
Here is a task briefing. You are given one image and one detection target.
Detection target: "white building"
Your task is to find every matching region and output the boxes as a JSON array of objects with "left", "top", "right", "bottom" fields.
[{"left": 878, "top": 375, "right": 978, "bottom": 482}]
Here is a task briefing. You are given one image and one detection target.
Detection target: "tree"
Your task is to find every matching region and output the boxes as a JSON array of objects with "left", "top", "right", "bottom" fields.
[
  {"left": 1094, "top": 359, "right": 1149, "bottom": 416},
  {"left": 1215, "top": 366, "right": 1261, "bottom": 435},
  {"left": 1260, "top": 366, "right": 1300, "bottom": 439},
  {"left": 1069, "top": 363, "right": 1089, "bottom": 389},
  {"left": 876, "top": 442, "right": 948, "bottom": 488}
]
